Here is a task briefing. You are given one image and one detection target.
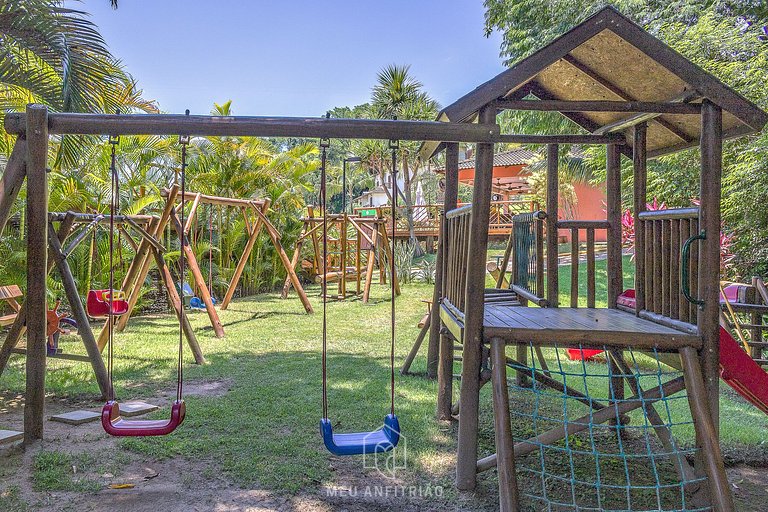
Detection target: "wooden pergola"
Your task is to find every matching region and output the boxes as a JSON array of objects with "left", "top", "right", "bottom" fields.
[{"left": 419, "top": 7, "right": 766, "bottom": 511}]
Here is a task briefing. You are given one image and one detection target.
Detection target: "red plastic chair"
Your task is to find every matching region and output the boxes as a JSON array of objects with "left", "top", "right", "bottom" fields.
[
  {"left": 87, "top": 289, "right": 129, "bottom": 317},
  {"left": 102, "top": 400, "right": 185, "bottom": 437}
]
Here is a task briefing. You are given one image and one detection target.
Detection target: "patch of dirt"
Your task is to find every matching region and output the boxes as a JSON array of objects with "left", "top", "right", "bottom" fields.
[
  {"left": 176, "top": 379, "right": 233, "bottom": 398},
  {"left": 728, "top": 465, "right": 768, "bottom": 512}
]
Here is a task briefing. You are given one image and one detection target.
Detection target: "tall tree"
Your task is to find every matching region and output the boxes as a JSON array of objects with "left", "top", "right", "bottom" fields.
[{"left": 370, "top": 64, "right": 439, "bottom": 255}]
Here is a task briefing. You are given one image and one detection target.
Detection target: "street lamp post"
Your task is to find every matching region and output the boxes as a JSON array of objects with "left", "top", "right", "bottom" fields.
[{"left": 342, "top": 156, "right": 361, "bottom": 213}]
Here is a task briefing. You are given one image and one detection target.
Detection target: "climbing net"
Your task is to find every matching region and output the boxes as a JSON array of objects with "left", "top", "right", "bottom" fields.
[{"left": 503, "top": 343, "right": 709, "bottom": 511}]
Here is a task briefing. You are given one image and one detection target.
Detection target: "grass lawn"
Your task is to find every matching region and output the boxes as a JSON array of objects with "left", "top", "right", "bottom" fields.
[{"left": 1, "top": 260, "right": 767, "bottom": 510}]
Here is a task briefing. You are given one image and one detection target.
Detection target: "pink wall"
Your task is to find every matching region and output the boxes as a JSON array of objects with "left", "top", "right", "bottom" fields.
[{"left": 560, "top": 182, "right": 608, "bottom": 242}]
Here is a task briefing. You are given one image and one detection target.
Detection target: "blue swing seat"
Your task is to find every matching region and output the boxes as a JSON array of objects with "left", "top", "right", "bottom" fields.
[{"left": 320, "top": 414, "right": 400, "bottom": 456}]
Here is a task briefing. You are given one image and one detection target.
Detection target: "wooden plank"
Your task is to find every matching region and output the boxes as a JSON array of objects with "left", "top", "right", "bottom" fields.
[
  {"left": 662, "top": 219, "right": 671, "bottom": 316},
  {"left": 570, "top": 228, "right": 579, "bottom": 308},
  {"left": 556, "top": 219, "right": 610, "bottom": 229},
  {"left": 669, "top": 220, "right": 680, "bottom": 320},
  {"left": 545, "top": 144, "right": 559, "bottom": 307},
  {"left": 24, "top": 104, "right": 48, "bottom": 444},
  {"left": 633, "top": 124, "right": 648, "bottom": 313},
  {"left": 0, "top": 138, "right": 27, "bottom": 234}
]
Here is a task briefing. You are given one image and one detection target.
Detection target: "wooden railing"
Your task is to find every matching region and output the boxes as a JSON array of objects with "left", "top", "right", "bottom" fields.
[
  {"left": 556, "top": 220, "right": 611, "bottom": 308},
  {"left": 375, "top": 199, "right": 535, "bottom": 237},
  {"left": 505, "top": 211, "right": 547, "bottom": 305},
  {"left": 443, "top": 205, "right": 472, "bottom": 312},
  {"left": 634, "top": 208, "right": 700, "bottom": 328}
]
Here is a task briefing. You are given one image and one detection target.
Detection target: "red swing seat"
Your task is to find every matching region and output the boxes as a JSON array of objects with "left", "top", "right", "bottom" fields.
[
  {"left": 87, "top": 289, "right": 129, "bottom": 317},
  {"left": 102, "top": 400, "right": 185, "bottom": 437}
]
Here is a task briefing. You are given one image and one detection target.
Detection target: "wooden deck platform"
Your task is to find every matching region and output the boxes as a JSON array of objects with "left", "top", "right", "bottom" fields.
[{"left": 442, "top": 303, "right": 701, "bottom": 351}]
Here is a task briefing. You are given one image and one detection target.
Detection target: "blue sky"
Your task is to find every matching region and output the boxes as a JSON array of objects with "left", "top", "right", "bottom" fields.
[{"left": 75, "top": 1, "right": 505, "bottom": 117}]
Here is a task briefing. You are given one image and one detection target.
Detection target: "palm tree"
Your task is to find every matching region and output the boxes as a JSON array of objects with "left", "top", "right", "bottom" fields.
[
  {"left": 370, "top": 64, "right": 439, "bottom": 255},
  {"left": 0, "top": 0, "right": 158, "bottom": 164}
]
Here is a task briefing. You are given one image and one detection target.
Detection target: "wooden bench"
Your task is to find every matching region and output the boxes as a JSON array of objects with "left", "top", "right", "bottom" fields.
[{"left": 0, "top": 285, "right": 23, "bottom": 327}]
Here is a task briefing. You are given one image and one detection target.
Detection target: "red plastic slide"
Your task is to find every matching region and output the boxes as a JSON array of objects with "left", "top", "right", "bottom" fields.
[
  {"left": 603, "top": 289, "right": 768, "bottom": 415},
  {"left": 718, "top": 326, "right": 768, "bottom": 415}
]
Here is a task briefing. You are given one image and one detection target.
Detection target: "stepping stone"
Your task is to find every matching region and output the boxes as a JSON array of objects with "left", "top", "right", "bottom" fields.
[
  {"left": 119, "top": 401, "right": 159, "bottom": 417},
  {"left": 50, "top": 410, "right": 100, "bottom": 425},
  {"left": 0, "top": 430, "right": 23, "bottom": 445}
]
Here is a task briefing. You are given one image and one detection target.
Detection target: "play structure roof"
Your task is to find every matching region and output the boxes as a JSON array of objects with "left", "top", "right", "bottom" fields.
[{"left": 421, "top": 6, "right": 768, "bottom": 160}]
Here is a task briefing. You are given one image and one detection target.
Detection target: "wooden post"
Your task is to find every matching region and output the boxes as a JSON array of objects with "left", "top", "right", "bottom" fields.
[
  {"left": 355, "top": 222, "right": 362, "bottom": 296},
  {"left": 221, "top": 207, "right": 264, "bottom": 309},
  {"left": 281, "top": 238, "right": 303, "bottom": 299},
  {"left": 0, "top": 138, "right": 28, "bottom": 234},
  {"left": 172, "top": 210, "right": 225, "bottom": 337},
  {"left": 24, "top": 104, "right": 48, "bottom": 444},
  {"left": 252, "top": 204, "right": 314, "bottom": 313},
  {"left": 362, "top": 225, "right": 378, "bottom": 302},
  {"left": 47, "top": 223, "right": 110, "bottom": 398},
  {"left": 340, "top": 214, "right": 347, "bottom": 298},
  {"left": 680, "top": 346, "right": 735, "bottom": 512},
  {"left": 570, "top": 229, "right": 579, "bottom": 307},
  {"left": 490, "top": 337, "right": 521, "bottom": 512},
  {"left": 457, "top": 105, "right": 495, "bottom": 490},
  {"left": 699, "top": 100, "right": 723, "bottom": 429},
  {"left": 150, "top": 247, "right": 205, "bottom": 364},
  {"left": 606, "top": 143, "right": 623, "bottom": 308},
  {"left": 633, "top": 123, "right": 648, "bottom": 313},
  {"left": 436, "top": 142, "right": 459, "bottom": 406},
  {"left": 546, "top": 144, "right": 559, "bottom": 307}
]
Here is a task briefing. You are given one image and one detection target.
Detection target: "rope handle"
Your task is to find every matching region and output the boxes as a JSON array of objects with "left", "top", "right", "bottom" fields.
[{"left": 681, "top": 230, "right": 705, "bottom": 308}]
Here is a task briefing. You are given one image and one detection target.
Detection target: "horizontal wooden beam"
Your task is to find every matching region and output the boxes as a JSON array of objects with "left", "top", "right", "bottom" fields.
[
  {"left": 4, "top": 112, "right": 500, "bottom": 142},
  {"left": 161, "top": 188, "right": 266, "bottom": 208},
  {"left": 555, "top": 219, "right": 611, "bottom": 229},
  {"left": 496, "top": 132, "right": 624, "bottom": 144},
  {"left": 495, "top": 99, "right": 701, "bottom": 114},
  {"left": 638, "top": 207, "right": 699, "bottom": 220}
]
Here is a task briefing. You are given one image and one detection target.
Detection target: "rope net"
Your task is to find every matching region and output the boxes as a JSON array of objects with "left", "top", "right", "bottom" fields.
[{"left": 499, "top": 343, "right": 709, "bottom": 511}]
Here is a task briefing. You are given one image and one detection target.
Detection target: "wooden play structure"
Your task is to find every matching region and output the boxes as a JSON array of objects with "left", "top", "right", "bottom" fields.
[
  {"left": 414, "top": 7, "right": 767, "bottom": 511},
  {"left": 1, "top": 7, "right": 766, "bottom": 510},
  {"left": 283, "top": 206, "right": 399, "bottom": 302},
  {"left": 160, "top": 188, "right": 314, "bottom": 322}
]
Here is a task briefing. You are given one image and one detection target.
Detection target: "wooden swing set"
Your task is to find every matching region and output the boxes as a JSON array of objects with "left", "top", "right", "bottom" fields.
[
  {"left": 283, "top": 205, "right": 399, "bottom": 302},
  {"left": 159, "top": 188, "right": 314, "bottom": 329},
  {"left": 3, "top": 9, "right": 765, "bottom": 507}
]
